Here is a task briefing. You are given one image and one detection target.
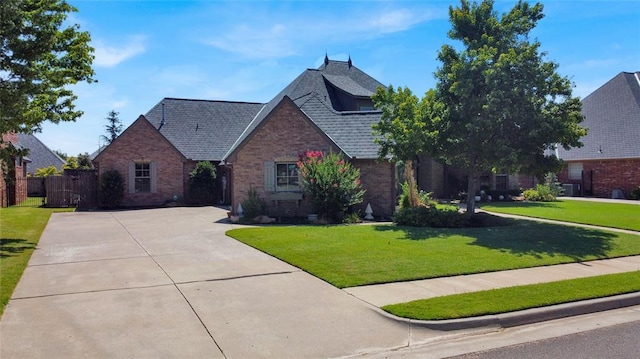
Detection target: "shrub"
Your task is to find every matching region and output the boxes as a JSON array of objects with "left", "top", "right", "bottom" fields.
[
  {"left": 298, "top": 150, "right": 365, "bottom": 222},
  {"left": 241, "top": 186, "right": 267, "bottom": 222},
  {"left": 342, "top": 211, "right": 363, "bottom": 224},
  {"left": 100, "top": 170, "right": 124, "bottom": 209},
  {"left": 188, "top": 161, "right": 217, "bottom": 204},
  {"left": 523, "top": 184, "right": 556, "bottom": 202},
  {"left": 630, "top": 186, "right": 640, "bottom": 200},
  {"left": 34, "top": 166, "right": 61, "bottom": 177},
  {"left": 544, "top": 172, "right": 563, "bottom": 197},
  {"left": 393, "top": 204, "right": 468, "bottom": 228}
]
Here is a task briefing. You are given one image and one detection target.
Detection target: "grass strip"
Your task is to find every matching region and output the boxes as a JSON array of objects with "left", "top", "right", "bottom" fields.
[
  {"left": 227, "top": 220, "right": 640, "bottom": 288},
  {"left": 383, "top": 271, "right": 640, "bottom": 320},
  {"left": 480, "top": 200, "right": 640, "bottom": 231},
  {"left": 0, "top": 207, "right": 74, "bottom": 316}
]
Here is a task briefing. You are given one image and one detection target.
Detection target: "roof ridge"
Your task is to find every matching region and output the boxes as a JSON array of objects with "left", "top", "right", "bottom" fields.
[{"left": 162, "top": 97, "right": 264, "bottom": 105}]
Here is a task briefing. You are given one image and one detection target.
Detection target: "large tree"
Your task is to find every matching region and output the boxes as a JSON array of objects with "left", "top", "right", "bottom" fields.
[
  {"left": 428, "top": 0, "right": 585, "bottom": 215},
  {"left": 372, "top": 86, "right": 428, "bottom": 208},
  {"left": 0, "top": 0, "right": 95, "bottom": 174}
]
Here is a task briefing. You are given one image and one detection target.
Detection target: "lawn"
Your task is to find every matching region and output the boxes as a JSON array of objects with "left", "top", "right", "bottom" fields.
[
  {"left": 383, "top": 270, "right": 640, "bottom": 320},
  {"left": 480, "top": 199, "right": 640, "bottom": 231},
  {"left": 0, "top": 206, "right": 74, "bottom": 316},
  {"left": 227, "top": 217, "right": 640, "bottom": 288}
]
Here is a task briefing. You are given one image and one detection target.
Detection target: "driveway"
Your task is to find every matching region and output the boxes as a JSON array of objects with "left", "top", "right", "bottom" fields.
[{"left": 0, "top": 207, "right": 444, "bottom": 358}]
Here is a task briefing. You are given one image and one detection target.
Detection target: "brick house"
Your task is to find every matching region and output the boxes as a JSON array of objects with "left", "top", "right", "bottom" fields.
[
  {"left": 0, "top": 132, "right": 28, "bottom": 207},
  {"left": 94, "top": 57, "right": 397, "bottom": 216},
  {"left": 557, "top": 71, "right": 640, "bottom": 198}
]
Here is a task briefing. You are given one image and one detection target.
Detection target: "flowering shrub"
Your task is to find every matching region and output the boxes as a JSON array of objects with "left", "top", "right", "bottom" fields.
[{"left": 297, "top": 150, "right": 365, "bottom": 221}]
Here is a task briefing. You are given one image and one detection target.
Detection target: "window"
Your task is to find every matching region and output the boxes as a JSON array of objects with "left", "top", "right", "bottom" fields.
[
  {"left": 276, "top": 163, "right": 299, "bottom": 191},
  {"left": 495, "top": 175, "right": 508, "bottom": 190},
  {"left": 129, "top": 161, "right": 156, "bottom": 194},
  {"left": 135, "top": 162, "right": 151, "bottom": 192},
  {"left": 568, "top": 162, "right": 583, "bottom": 180}
]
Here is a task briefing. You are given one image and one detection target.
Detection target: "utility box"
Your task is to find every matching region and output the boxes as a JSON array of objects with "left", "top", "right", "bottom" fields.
[{"left": 562, "top": 184, "right": 580, "bottom": 197}]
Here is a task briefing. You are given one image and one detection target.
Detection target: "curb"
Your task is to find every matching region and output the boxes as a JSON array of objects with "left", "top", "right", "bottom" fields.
[{"left": 376, "top": 292, "right": 640, "bottom": 331}]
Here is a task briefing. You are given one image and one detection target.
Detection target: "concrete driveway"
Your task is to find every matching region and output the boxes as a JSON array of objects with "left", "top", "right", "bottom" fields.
[{"left": 0, "top": 207, "right": 444, "bottom": 358}]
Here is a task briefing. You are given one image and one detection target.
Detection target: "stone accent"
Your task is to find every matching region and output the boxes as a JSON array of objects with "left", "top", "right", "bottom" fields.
[{"left": 558, "top": 159, "right": 640, "bottom": 198}]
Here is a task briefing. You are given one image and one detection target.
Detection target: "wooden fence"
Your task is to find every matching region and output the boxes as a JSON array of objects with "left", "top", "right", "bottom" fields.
[{"left": 13, "top": 171, "right": 98, "bottom": 209}]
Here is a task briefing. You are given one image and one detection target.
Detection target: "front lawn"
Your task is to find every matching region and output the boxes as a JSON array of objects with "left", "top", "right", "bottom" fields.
[
  {"left": 227, "top": 217, "right": 640, "bottom": 288},
  {"left": 480, "top": 199, "right": 640, "bottom": 231},
  {"left": 0, "top": 207, "right": 74, "bottom": 316},
  {"left": 383, "top": 271, "right": 640, "bottom": 320}
]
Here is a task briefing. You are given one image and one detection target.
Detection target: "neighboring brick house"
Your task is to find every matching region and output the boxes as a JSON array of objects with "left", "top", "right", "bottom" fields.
[
  {"left": 0, "top": 132, "right": 28, "bottom": 207},
  {"left": 94, "top": 57, "right": 397, "bottom": 216},
  {"left": 557, "top": 71, "right": 640, "bottom": 198},
  {"left": 17, "top": 134, "right": 66, "bottom": 175}
]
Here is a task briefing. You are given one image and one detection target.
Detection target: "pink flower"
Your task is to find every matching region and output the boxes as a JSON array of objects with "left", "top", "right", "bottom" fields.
[{"left": 333, "top": 183, "right": 338, "bottom": 188}]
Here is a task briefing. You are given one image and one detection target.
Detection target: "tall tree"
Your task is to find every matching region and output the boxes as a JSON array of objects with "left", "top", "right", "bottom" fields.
[
  {"left": 428, "top": 0, "right": 585, "bottom": 215},
  {"left": 0, "top": 0, "right": 95, "bottom": 175},
  {"left": 101, "top": 110, "right": 122, "bottom": 145},
  {"left": 372, "top": 86, "right": 429, "bottom": 207}
]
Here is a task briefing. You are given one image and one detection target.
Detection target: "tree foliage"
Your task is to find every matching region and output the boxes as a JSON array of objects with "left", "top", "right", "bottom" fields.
[
  {"left": 372, "top": 86, "right": 429, "bottom": 208},
  {"left": 34, "top": 165, "right": 60, "bottom": 177},
  {"left": 188, "top": 161, "right": 217, "bottom": 204},
  {"left": 1, "top": 0, "right": 95, "bottom": 174},
  {"left": 426, "top": 0, "right": 586, "bottom": 214},
  {"left": 101, "top": 110, "right": 122, "bottom": 145}
]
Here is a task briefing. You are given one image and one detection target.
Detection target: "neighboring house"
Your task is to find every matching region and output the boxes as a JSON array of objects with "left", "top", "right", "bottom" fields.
[
  {"left": 0, "top": 132, "right": 28, "bottom": 207},
  {"left": 557, "top": 71, "right": 640, "bottom": 198},
  {"left": 94, "top": 57, "right": 397, "bottom": 217},
  {"left": 17, "top": 133, "right": 66, "bottom": 175}
]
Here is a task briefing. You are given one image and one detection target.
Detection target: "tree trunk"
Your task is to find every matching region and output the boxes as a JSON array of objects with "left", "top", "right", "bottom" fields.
[
  {"left": 404, "top": 160, "right": 420, "bottom": 207},
  {"left": 465, "top": 173, "right": 477, "bottom": 216}
]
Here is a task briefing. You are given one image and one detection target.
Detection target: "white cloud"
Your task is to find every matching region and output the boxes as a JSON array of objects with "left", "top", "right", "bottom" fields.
[{"left": 93, "top": 35, "right": 146, "bottom": 67}]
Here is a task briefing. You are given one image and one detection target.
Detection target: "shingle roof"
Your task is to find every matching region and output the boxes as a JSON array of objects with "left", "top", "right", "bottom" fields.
[
  {"left": 17, "top": 134, "right": 66, "bottom": 174},
  {"left": 558, "top": 71, "right": 640, "bottom": 161},
  {"left": 224, "top": 60, "right": 386, "bottom": 160},
  {"left": 144, "top": 98, "right": 265, "bottom": 161}
]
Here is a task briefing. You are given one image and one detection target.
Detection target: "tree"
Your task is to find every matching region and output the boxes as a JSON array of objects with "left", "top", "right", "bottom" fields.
[
  {"left": 35, "top": 165, "right": 61, "bottom": 177},
  {"left": 372, "top": 86, "right": 429, "bottom": 208},
  {"left": 426, "top": 0, "right": 586, "bottom": 215},
  {"left": 101, "top": 110, "right": 122, "bottom": 145},
  {"left": 1, "top": 0, "right": 95, "bottom": 175},
  {"left": 188, "top": 161, "right": 217, "bottom": 204},
  {"left": 62, "top": 153, "right": 92, "bottom": 171}
]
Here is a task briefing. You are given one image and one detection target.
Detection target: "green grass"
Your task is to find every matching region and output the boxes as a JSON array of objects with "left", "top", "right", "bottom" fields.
[
  {"left": 0, "top": 206, "right": 74, "bottom": 316},
  {"left": 480, "top": 199, "right": 640, "bottom": 231},
  {"left": 383, "top": 271, "right": 640, "bottom": 320},
  {"left": 227, "top": 218, "right": 640, "bottom": 288}
]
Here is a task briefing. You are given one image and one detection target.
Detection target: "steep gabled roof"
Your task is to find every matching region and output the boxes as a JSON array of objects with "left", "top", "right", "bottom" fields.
[
  {"left": 17, "top": 134, "right": 66, "bottom": 174},
  {"left": 224, "top": 59, "right": 385, "bottom": 160},
  {"left": 144, "top": 98, "right": 265, "bottom": 161},
  {"left": 558, "top": 71, "right": 640, "bottom": 161}
]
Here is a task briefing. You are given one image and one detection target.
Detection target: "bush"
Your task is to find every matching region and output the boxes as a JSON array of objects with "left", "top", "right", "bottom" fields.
[
  {"left": 241, "top": 187, "right": 267, "bottom": 222},
  {"left": 100, "top": 170, "right": 124, "bottom": 209},
  {"left": 188, "top": 161, "right": 217, "bottom": 204},
  {"left": 393, "top": 204, "right": 468, "bottom": 228},
  {"left": 523, "top": 184, "right": 556, "bottom": 202},
  {"left": 630, "top": 186, "right": 640, "bottom": 200},
  {"left": 34, "top": 166, "right": 61, "bottom": 177},
  {"left": 298, "top": 150, "right": 365, "bottom": 222}
]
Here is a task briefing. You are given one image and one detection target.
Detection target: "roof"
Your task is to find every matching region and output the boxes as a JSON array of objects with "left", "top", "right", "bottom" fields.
[
  {"left": 144, "top": 98, "right": 265, "bottom": 161},
  {"left": 558, "top": 71, "right": 640, "bottom": 161},
  {"left": 17, "top": 134, "right": 66, "bottom": 174},
  {"left": 224, "top": 59, "right": 386, "bottom": 160}
]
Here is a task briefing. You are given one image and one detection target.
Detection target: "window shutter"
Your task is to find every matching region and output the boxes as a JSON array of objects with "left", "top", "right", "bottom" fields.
[
  {"left": 264, "top": 161, "right": 275, "bottom": 192},
  {"left": 129, "top": 162, "right": 135, "bottom": 193},
  {"left": 150, "top": 161, "right": 157, "bottom": 193}
]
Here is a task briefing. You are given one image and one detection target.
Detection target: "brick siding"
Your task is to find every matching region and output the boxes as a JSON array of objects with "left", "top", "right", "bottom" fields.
[
  {"left": 94, "top": 116, "right": 186, "bottom": 207},
  {"left": 558, "top": 159, "right": 640, "bottom": 198},
  {"left": 229, "top": 99, "right": 396, "bottom": 218}
]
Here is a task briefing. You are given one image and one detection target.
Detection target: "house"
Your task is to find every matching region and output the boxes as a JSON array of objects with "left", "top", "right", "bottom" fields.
[
  {"left": 94, "top": 57, "right": 397, "bottom": 217},
  {"left": 0, "top": 133, "right": 28, "bottom": 207},
  {"left": 557, "top": 71, "right": 640, "bottom": 198},
  {"left": 17, "top": 134, "right": 66, "bottom": 175}
]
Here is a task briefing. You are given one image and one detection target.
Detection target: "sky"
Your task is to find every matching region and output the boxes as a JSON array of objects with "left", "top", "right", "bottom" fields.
[{"left": 37, "top": 0, "right": 640, "bottom": 157}]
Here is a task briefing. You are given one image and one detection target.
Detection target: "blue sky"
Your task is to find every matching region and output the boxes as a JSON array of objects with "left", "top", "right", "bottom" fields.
[{"left": 39, "top": 0, "right": 640, "bottom": 157}]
